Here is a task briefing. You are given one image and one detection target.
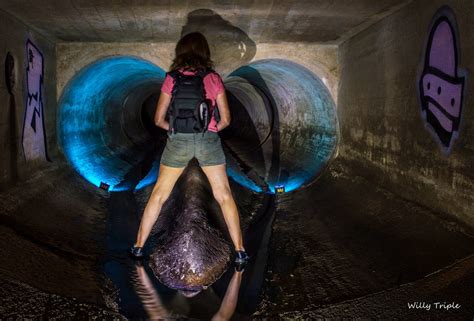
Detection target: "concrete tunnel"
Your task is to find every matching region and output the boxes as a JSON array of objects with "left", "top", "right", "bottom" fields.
[
  {"left": 0, "top": 1, "right": 473, "bottom": 319},
  {"left": 58, "top": 56, "right": 338, "bottom": 193}
]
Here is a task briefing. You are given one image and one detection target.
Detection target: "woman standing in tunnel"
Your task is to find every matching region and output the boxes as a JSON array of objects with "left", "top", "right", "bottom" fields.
[{"left": 130, "top": 32, "right": 249, "bottom": 267}]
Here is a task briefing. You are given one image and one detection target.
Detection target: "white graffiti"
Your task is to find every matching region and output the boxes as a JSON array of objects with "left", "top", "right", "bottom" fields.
[{"left": 22, "top": 39, "right": 49, "bottom": 161}]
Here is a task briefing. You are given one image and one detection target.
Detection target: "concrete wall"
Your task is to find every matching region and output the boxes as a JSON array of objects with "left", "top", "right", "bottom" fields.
[
  {"left": 338, "top": 0, "right": 474, "bottom": 227},
  {"left": 56, "top": 42, "right": 338, "bottom": 102},
  {"left": 0, "top": 10, "right": 57, "bottom": 188}
]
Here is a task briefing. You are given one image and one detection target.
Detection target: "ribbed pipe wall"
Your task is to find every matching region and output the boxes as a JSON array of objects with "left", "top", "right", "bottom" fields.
[
  {"left": 58, "top": 56, "right": 165, "bottom": 191},
  {"left": 223, "top": 59, "right": 339, "bottom": 193}
]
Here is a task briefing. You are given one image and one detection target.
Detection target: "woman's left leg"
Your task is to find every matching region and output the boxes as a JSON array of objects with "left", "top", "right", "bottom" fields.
[{"left": 200, "top": 163, "right": 245, "bottom": 251}]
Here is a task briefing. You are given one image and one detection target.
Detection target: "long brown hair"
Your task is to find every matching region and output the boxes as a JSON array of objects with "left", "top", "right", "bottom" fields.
[{"left": 169, "top": 32, "right": 215, "bottom": 72}]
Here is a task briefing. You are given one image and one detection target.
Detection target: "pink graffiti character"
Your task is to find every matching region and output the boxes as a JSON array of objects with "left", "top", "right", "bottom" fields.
[{"left": 418, "top": 7, "right": 467, "bottom": 154}]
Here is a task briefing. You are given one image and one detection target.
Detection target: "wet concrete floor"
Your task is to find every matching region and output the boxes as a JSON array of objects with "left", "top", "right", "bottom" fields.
[
  {"left": 0, "top": 157, "right": 472, "bottom": 319},
  {"left": 256, "top": 157, "right": 474, "bottom": 319},
  {"left": 103, "top": 158, "right": 276, "bottom": 319}
]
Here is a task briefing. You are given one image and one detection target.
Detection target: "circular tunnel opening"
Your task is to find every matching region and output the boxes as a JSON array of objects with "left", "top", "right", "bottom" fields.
[
  {"left": 222, "top": 58, "right": 339, "bottom": 193},
  {"left": 58, "top": 57, "right": 338, "bottom": 194},
  {"left": 58, "top": 56, "right": 167, "bottom": 192}
]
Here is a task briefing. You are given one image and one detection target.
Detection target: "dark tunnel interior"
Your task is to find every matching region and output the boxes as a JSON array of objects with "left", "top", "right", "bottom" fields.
[{"left": 1, "top": 1, "right": 474, "bottom": 319}]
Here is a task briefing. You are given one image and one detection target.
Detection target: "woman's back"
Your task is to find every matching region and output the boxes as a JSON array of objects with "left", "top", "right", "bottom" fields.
[{"left": 160, "top": 68, "right": 225, "bottom": 133}]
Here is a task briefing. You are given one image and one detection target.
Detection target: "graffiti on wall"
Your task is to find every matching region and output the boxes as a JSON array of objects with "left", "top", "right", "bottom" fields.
[
  {"left": 417, "top": 6, "right": 468, "bottom": 155},
  {"left": 22, "top": 39, "right": 50, "bottom": 161}
]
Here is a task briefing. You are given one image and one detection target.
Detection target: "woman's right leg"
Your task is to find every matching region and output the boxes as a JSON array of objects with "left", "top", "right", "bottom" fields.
[{"left": 134, "top": 163, "right": 185, "bottom": 247}]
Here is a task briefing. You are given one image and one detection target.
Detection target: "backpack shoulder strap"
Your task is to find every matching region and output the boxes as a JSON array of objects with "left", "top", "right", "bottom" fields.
[
  {"left": 167, "top": 70, "right": 185, "bottom": 99},
  {"left": 166, "top": 70, "right": 183, "bottom": 134},
  {"left": 167, "top": 70, "right": 182, "bottom": 89},
  {"left": 167, "top": 70, "right": 180, "bottom": 79},
  {"left": 196, "top": 68, "right": 214, "bottom": 78}
]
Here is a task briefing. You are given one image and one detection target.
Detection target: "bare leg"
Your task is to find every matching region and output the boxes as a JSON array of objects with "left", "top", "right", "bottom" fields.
[
  {"left": 211, "top": 270, "right": 243, "bottom": 321},
  {"left": 134, "top": 264, "right": 170, "bottom": 319},
  {"left": 134, "top": 164, "right": 185, "bottom": 247},
  {"left": 201, "top": 164, "right": 245, "bottom": 251}
]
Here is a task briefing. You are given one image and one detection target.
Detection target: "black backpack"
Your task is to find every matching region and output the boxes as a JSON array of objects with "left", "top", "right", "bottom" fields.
[{"left": 167, "top": 68, "right": 220, "bottom": 134}]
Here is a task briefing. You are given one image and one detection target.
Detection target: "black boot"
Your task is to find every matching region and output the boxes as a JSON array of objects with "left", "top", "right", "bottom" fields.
[
  {"left": 129, "top": 245, "right": 144, "bottom": 259},
  {"left": 234, "top": 250, "right": 250, "bottom": 263},
  {"left": 233, "top": 250, "right": 250, "bottom": 272}
]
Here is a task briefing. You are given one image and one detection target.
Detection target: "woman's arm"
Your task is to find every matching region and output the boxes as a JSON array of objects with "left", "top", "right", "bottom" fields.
[
  {"left": 154, "top": 92, "right": 172, "bottom": 131},
  {"left": 215, "top": 91, "right": 231, "bottom": 131}
]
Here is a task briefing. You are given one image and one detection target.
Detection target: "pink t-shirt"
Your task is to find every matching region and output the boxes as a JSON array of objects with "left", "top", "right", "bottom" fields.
[{"left": 161, "top": 68, "right": 225, "bottom": 132}]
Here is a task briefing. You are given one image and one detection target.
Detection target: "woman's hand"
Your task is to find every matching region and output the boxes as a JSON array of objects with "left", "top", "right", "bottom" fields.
[
  {"left": 154, "top": 91, "right": 172, "bottom": 130},
  {"left": 215, "top": 91, "right": 231, "bottom": 131}
]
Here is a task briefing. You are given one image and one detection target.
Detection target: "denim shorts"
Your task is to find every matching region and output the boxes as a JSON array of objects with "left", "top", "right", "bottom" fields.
[{"left": 160, "top": 131, "right": 226, "bottom": 168}]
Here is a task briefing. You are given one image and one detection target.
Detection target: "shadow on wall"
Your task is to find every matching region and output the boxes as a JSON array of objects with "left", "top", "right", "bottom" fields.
[
  {"left": 223, "top": 59, "right": 339, "bottom": 193},
  {"left": 4, "top": 52, "right": 18, "bottom": 184},
  {"left": 181, "top": 9, "right": 257, "bottom": 74},
  {"left": 57, "top": 10, "right": 338, "bottom": 195},
  {"left": 221, "top": 65, "right": 281, "bottom": 193}
]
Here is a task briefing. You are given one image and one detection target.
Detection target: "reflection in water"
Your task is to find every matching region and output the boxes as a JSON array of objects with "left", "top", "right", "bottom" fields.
[
  {"left": 104, "top": 188, "right": 275, "bottom": 319},
  {"left": 133, "top": 262, "right": 173, "bottom": 319},
  {"left": 211, "top": 269, "right": 244, "bottom": 321},
  {"left": 95, "top": 7, "right": 290, "bottom": 319},
  {"left": 133, "top": 262, "right": 244, "bottom": 321}
]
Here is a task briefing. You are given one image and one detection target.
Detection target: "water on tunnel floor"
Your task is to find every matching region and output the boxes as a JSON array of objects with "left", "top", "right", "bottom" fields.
[
  {"left": 49, "top": 54, "right": 473, "bottom": 319},
  {"left": 102, "top": 159, "right": 276, "bottom": 319},
  {"left": 57, "top": 56, "right": 342, "bottom": 317},
  {"left": 2, "top": 2, "right": 474, "bottom": 319},
  {"left": 1, "top": 156, "right": 472, "bottom": 318}
]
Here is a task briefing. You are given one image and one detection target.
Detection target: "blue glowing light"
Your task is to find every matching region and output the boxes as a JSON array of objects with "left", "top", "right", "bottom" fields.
[
  {"left": 58, "top": 56, "right": 165, "bottom": 191},
  {"left": 227, "top": 167, "right": 263, "bottom": 193},
  {"left": 226, "top": 59, "right": 339, "bottom": 194},
  {"left": 134, "top": 160, "right": 160, "bottom": 190},
  {"left": 59, "top": 56, "right": 337, "bottom": 194}
]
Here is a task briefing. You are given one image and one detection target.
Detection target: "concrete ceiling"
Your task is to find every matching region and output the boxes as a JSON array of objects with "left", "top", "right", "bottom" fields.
[{"left": 0, "top": 0, "right": 412, "bottom": 43}]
